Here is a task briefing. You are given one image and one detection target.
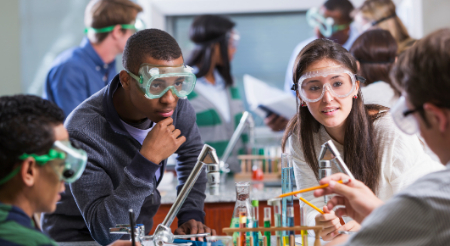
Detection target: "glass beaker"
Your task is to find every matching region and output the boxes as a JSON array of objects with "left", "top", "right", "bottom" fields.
[{"left": 207, "top": 236, "right": 233, "bottom": 246}]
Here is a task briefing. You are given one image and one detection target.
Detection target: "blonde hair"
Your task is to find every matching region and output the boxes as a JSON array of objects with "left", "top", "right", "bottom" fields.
[
  {"left": 84, "top": 0, "right": 143, "bottom": 43},
  {"left": 355, "top": 0, "right": 415, "bottom": 54}
]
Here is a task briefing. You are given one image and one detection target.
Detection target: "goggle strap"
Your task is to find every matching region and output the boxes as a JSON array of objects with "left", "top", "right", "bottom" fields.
[
  {"left": 84, "top": 24, "right": 137, "bottom": 34},
  {"left": 355, "top": 75, "right": 367, "bottom": 84},
  {"left": 291, "top": 83, "right": 298, "bottom": 91},
  {"left": 0, "top": 165, "right": 22, "bottom": 185},
  {"left": 128, "top": 72, "right": 143, "bottom": 84},
  {"left": 19, "top": 149, "right": 66, "bottom": 164},
  {"left": 333, "top": 24, "right": 349, "bottom": 32}
]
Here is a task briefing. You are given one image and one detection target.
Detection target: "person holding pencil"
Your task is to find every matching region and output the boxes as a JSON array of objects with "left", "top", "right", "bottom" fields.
[
  {"left": 281, "top": 38, "right": 443, "bottom": 241},
  {"left": 313, "top": 27, "right": 450, "bottom": 246}
]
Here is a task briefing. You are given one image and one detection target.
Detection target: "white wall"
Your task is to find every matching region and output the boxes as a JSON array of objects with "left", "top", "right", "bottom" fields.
[
  {"left": 421, "top": 0, "right": 450, "bottom": 36},
  {"left": 0, "top": 1, "right": 21, "bottom": 96}
]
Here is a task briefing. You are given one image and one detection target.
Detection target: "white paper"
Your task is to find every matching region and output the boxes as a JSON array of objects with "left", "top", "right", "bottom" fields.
[{"left": 243, "top": 74, "right": 297, "bottom": 119}]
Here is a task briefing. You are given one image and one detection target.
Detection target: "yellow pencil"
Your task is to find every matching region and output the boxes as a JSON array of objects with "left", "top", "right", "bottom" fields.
[
  {"left": 278, "top": 179, "right": 350, "bottom": 198},
  {"left": 298, "top": 196, "right": 324, "bottom": 215}
]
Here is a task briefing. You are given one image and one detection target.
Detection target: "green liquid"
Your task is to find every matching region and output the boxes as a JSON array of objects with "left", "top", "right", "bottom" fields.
[
  {"left": 231, "top": 218, "right": 239, "bottom": 246},
  {"left": 264, "top": 220, "right": 271, "bottom": 246}
]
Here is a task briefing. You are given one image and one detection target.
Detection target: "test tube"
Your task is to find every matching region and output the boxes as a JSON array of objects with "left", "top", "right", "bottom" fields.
[
  {"left": 263, "top": 207, "right": 271, "bottom": 246},
  {"left": 239, "top": 210, "right": 247, "bottom": 246},
  {"left": 252, "top": 200, "right": 259, "bottom": 246},
  {"left": 299, "top": 198, "right": 308, "bottom": 246},
  {"left": 281, "top": 154, "right": 295, "bottom": 242},
  {"left": 268, "top": 198, "right": 282, "bottom": 246}
]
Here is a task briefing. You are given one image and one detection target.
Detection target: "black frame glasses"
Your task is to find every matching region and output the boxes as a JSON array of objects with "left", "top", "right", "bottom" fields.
[{"left": 403, "top": 107, "right": 423, "bottom": 117}]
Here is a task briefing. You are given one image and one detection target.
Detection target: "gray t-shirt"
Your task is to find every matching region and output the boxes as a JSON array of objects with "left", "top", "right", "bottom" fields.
[
  {"left": 120, "top": 119, "right": 162, "bottom": 181},
  {"left": 343, "top": 162, "right": 450, "bottom": 245}
]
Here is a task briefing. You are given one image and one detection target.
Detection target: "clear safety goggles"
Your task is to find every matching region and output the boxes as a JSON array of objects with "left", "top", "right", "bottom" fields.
[
  {"left": 293, "top": 66, "right": 363, "bottom": 103},
  {"left": 306, "top": 7, "right": 349, "bottom": 38},
  {"left": 390, "top": 96, "right": 420, "bottom": 135},
  {"left": 128, "top": 64, "right": 197, "bottom": 99},
  {"left": 84, "top": 18, "right": 146, "bottom": 34},
  {"left": 0, "top": 141, "right": 87, "bottom": 185},
  {"left": 228, "top": 30, "right": 240, "bottom": 48}
]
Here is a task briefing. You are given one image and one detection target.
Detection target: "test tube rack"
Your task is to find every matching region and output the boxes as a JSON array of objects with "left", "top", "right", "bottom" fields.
[
  {"left": 222, "top": 225, "right": 323, "bottom": 246},
  {"left": 235, "top": 155, "right": 281, "bottom": 181}
]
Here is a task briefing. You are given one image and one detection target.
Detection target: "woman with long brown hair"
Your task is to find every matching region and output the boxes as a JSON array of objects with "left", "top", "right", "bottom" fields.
[
  {"left": 352, "top": 0, "right": 416, "bottom": 54},
  {"left": 350, "top": 29, "right": 399, "bottom": 107},
  {"left": 282, "top": 38, "right": 443, "bottom": 241}
]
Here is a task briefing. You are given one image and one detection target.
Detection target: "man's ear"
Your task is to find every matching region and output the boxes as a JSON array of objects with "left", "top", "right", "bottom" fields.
[
  {"left": 356, "top": 60, "right": 361, "bottom": 72},
  {"left": 423, "top": 103, "right": 450, "bottom": 133},
  {"left": 119, "top": 70, "right": 131, "bottom": 91},
  {"left": 110, "top": 25, "right": 124, "bottom": 40},
  {"left": 20, "top": 158, "right": 38, "bottom": 187}
]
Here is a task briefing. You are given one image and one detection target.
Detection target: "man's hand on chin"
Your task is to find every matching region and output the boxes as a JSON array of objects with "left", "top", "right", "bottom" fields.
[
  {"left": 174, "top": 219, "right": 217, "bottom": 242},
  {"left": 324, "top": 234, "right": 349, "bottom": 246}
]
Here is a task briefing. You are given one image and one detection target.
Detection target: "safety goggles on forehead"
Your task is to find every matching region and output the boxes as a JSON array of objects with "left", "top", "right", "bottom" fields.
[
  {"left": 84, "top": 18, "right": 146, "bottom": 34},
  {"left": 128, "top": 64, "right": 197, "bottom": 99},
  {"left": 306, "top": 7, "right": 349, "bottom": 38},
  {"left": 0, "top": 141, "right": 88, "bottom": 186},
  {"left": 291, "top": 66, "right": 365, "bottom": 103},
  {"left": 390, "top": 96, "right": 421, "bottom": 135}
]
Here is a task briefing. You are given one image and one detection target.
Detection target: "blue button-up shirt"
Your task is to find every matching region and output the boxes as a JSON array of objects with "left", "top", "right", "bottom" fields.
[{"left": 43, "top": 37, "right": 117, "bottom": 117}]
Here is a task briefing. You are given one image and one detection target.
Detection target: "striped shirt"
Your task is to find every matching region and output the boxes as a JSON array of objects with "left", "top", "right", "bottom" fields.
[
  {"left": 0, "top": 203, "right": 57, "bottom": 246},
  {"left": 344, "top": 162, "right": 450, "bottom": 245},
  {"left": 188, "top": 72, "right": 247, "bottom": 173}
]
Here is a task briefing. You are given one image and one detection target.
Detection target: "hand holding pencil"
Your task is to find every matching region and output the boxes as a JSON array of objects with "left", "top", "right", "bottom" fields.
[{"left": 313, "top": 173, "right": 384, "bottom": 224}]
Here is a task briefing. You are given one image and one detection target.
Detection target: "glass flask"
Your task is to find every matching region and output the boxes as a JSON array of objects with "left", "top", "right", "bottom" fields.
[{"left": 230, "top": 182, "right": 254, "bottom": 246}]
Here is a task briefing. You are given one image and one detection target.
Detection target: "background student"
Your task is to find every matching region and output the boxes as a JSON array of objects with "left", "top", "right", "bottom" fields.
[
  {"left": 352, "top": 0, "right": 416, "bottom": 54},
  {"left": 350, "top": 29, "right": 399, "bottom": 107},
  {"left": 186, "top": 15, "right": 246, "bottom": 172},
  {"left": 43, "top": 0, "right": 142, "bottom": 117},
  {"left": 0, "top": 95, "right": 136, "bottom": 246},
  {"left": 281, "top": 38, "right": 443, "bottom": 241},
  {"left": 316, "top": 28, "right": 450, "bottom": 246}
]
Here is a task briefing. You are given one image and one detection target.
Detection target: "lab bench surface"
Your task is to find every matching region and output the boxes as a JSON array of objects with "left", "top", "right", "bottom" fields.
[
  {"left": 58, "top": 235, "right": 322, "bottom": 246},
  {"left": 154, "top": 178, "right": 298, "bottom": 235}
]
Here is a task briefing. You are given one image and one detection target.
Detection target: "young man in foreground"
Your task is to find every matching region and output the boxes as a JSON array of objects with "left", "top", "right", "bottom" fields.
[
  {"left": 0, "top": 95, "right": 135, "bottom": 246},
  {"left": 43, "top": 29, "right": 215, "bottom": 245},
  {"left": 315, "top": 28, "right": 450, "bottom": 245}
]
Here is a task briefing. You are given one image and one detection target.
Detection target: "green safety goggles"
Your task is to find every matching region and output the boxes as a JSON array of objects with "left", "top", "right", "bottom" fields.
[
  {"left": 84, "top": 18, "right": 146, "bottom": 34},
  {"left": 0, "top": 141, "right": 88, "bottom": 185},
  {"left": 128, "top": 64, "right": 197, "bottom": 99},
  {"left": 306, "top": 7, "right": 349, "bottom": 38}
]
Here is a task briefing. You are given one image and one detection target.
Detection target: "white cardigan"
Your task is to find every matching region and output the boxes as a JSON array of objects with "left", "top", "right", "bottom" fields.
[{"left": 288, "top": 113, "right": 444, "bottom": 227}]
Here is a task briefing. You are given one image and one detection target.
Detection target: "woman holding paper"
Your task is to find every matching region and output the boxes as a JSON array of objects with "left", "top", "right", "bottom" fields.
[
  {"left": 281, "top": 38, "right": 443, "bottom": 241},
  {"left": 186, "top": 15, "right": 245, "bottom": 172}
]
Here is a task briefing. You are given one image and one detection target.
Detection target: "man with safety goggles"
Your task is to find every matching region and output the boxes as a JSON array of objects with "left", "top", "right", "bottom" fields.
[
  {"left": 44, "top": 0, "right": 144, "bottom": 117},
  {"left": 0, "top": 95, "right": 136, "bottom": 246},
  {"left": 43, "top": 29, "right": 216, "bottom": 245},
  {"left": 312, "top": 29, "right": 450, "bottom": 246}
]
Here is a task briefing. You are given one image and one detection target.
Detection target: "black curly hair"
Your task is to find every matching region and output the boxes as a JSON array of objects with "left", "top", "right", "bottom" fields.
[
  {"left": 0, "top": 95, "right": 65, "bottom": 186},
  {"left": 122, "top": 29, "right": 183, "bottom": 74}
]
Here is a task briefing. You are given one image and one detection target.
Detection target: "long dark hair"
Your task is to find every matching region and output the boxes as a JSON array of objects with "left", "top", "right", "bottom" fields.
[
  {"left": 282, "top": 39, "right": 386, "bottom": 194},
  {"left": 186, "top": 15, "right": 235, "bottom": 86},
  {"left": 350, "top": 29, "right": 400, "bottom": 96}
]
